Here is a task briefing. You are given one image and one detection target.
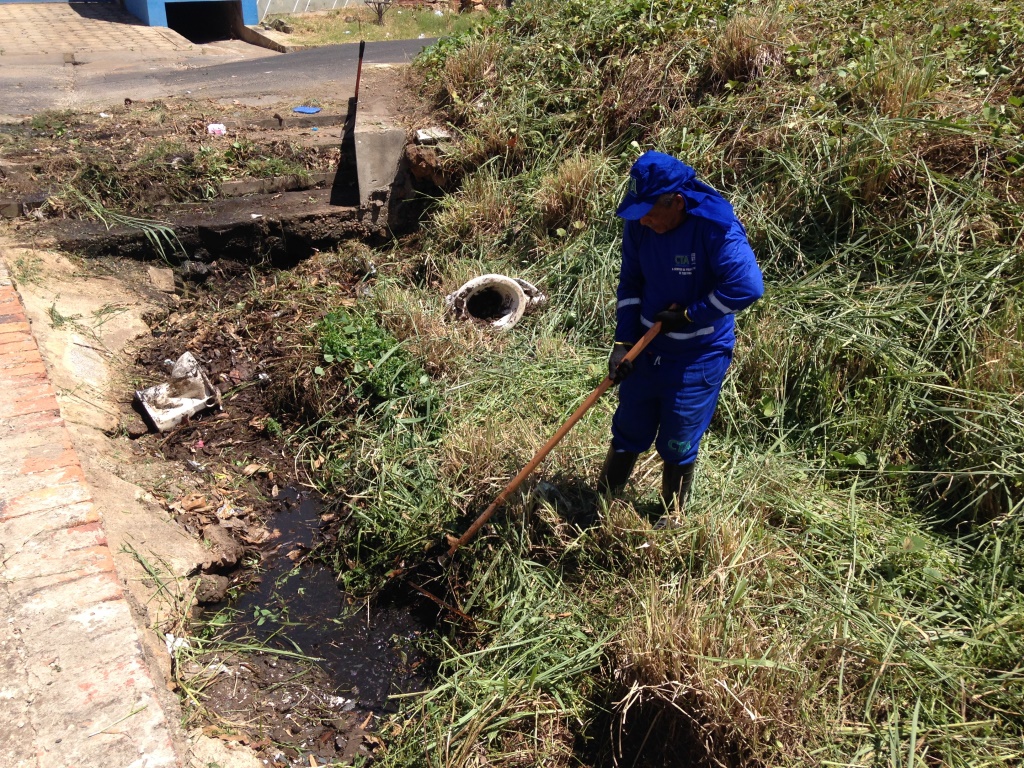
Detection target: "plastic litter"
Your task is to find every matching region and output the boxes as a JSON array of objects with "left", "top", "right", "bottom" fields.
[
  {"left": 207, "top": 123, "right": 227, "bottom": 136},
  {"left": 99, "top": 112, "right": 111, "bottom": 118},
  {"left": 292, "top": 106, "right": 321, "bottom": 114},
  {"left": 135, "top": 352, "right": 221, "bottom": 432},
  {"left": 445, "top": 274, "right": 546, "bottom": 330}
]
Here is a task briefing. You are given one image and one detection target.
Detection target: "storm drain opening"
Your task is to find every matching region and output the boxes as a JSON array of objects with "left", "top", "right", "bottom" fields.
[
  {"left": 165, "top": 0, "right": 237, "bottom": 44},
  {"left": 445, "top": 274, "right": 547, "bottom": 330},
  {"left": 466, "top": 287, "right": 508, "bottom": 320}
]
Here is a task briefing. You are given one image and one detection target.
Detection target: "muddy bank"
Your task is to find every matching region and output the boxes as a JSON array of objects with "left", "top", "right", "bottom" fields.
[{"left": 44, "top": 189, "right": 382, "bottom": 263}]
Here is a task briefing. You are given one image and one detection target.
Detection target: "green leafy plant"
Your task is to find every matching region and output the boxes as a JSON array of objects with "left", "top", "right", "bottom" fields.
[{"left": 66, "top": 187, "right": 185, "bottom": 262}]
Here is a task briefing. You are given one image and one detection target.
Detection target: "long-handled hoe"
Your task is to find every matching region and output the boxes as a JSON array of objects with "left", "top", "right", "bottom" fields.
[
  {"left": 446, "top": 315, "right": 667, "bottom": 557},
  {"left": 446, "top": 319, "right": 663, "bottom": 561},
  {"left": 397, "top": 317, "right": 666, "bottom": 622}
]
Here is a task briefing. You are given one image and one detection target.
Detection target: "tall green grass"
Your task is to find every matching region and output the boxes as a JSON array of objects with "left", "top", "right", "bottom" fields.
[{"left": 280, "top": 0, "right": 1024, "bottom": 764}]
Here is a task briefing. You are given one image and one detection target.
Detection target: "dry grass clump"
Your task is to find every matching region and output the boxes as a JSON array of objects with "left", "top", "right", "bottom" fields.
[
  {"left": 707, "top": 10, "right": 787, "bottom": 87},
  {"left": 426, "top": 693, "right": 576, "bottom": 768},
  {"left": 438, "top": 413, "right": 547, "bottom": 503},
  {"left": 373, "top": 288, "right": 491, "bottom": 379},
  {"left": 430, "top": 168, "right": 518, "bottom": 249},
  {"left": 963, "top": 299, "right": 1024, "bottom": 392},
  {"left": 613, "top": 508, "right": 814, "bottom": 765},
  {"left": 607, "top": 451, "right": 993, "bottom": 766},
  {"left": 600, "top": 46, "right": 691, "bottom": 138},
  {"left": 435, "top": 37, "right": 501, "bottom": 115},
  {"left": 847, "top": 40, "right": 938, "bottom": 118},
  {"left": 532, "top": 153, "right": 613, "bottom": 233}
]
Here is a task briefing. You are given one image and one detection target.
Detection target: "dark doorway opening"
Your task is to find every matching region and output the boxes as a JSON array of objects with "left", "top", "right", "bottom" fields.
[{"left": 165, "top": 1, "right": 237, "bottom": 44}]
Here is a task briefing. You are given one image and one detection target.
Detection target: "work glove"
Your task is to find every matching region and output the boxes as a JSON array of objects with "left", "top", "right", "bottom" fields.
[
  {"left": 653, "top": 306, "right": 692, "bottom": 333},
  {"left": 608, "top": 343, "right": 633, "bottom": 383}
]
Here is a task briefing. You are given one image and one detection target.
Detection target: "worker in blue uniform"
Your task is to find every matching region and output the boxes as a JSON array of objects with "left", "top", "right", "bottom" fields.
[{"left": 598, "top": 151, "right": 764, "bottom": 511}]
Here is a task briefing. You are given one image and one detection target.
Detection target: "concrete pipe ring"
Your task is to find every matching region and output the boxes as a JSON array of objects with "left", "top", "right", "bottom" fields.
[{"left": 447, "top": 274, "right": 529, "bottom": 330}]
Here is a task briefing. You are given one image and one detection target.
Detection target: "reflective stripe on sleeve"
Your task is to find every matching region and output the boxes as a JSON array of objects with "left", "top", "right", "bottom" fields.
[
  {"left": 641, "top": 315, "right": 715, "bottom": 340},
  {"left": 707, "top": 291, "right": 734, "bottom": 315},
  {"left": 617, "top": 298, "right": 641, "bottom": 308}
]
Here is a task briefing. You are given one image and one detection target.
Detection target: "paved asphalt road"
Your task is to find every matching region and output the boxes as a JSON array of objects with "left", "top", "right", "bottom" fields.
[{"left": 0, "top": 38, "right": 435, "bottom": 118}]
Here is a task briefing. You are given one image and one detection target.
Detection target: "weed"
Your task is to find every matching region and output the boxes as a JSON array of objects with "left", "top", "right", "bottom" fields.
[
  {"left": 264, "top": 416, "right": 283, "bottom": 438},
  {"left": 707, "top": 9, "right": 788, "bottom": 88},
  {"left": 29, "top": 110, "right": 76, "bottom": 138},
  {"left": 46, "top": 298, "right": 80, "bottom": 329},
  {"left": 847, "top": 39, "right": 939, "bottom": 118},
  {"left": 11, "top": 254, "right": 43, "bottom": 284},
  {"left": 92, "top": 303, "right": 129, "bottom": 330},
  {"left": 532, "top": 152, "right": 612, "bottom": 234},
  {"left": 66, "top": 187, "right": 185, "bottom": 262}
]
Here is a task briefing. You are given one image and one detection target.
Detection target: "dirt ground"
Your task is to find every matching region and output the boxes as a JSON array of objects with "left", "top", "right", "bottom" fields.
[{"left": 0, "top": 64, "right": 433, "bottom": 217}]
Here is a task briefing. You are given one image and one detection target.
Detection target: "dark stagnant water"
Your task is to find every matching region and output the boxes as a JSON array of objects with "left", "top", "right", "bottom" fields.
[{"left": 215, "top": 488, "right": 434, "bottom": 711}]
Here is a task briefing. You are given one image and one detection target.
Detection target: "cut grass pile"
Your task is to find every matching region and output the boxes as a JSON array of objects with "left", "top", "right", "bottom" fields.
[{"left": 144, "top": 0, "right": 1023, "bottom": 764}]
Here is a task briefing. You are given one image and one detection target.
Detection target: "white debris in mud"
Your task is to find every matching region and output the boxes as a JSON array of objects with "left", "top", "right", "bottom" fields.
[
  {"left": 215, "top": 501, "right": 237, "bottom": 519},
  {"left": 164, "top": 633, "right": 191, "bottom": 655},
  {"left": 326, "top": 695, "right": 356, "bottom": 711}
]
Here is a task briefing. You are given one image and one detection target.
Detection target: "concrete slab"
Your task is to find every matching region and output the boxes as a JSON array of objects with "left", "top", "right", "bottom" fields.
[
  {"left": 354, "top": 119, "right": 407, "bottom": 206},
  {"left": 0, "top": 257, "right": 181, "bottom": 768}
]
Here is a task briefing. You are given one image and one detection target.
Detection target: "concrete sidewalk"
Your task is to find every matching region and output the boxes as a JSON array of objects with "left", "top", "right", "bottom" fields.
[
  {"left": 0, "top": 4, "right": 192, "bottom": 56},
  {"left": 0, "top": 258, "right": 179, "bottom": 768}
]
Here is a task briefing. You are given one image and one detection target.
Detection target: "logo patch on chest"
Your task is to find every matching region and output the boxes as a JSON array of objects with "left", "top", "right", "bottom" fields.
[{"left": 673, "top": 252, "right": 696, "bottom": 275}]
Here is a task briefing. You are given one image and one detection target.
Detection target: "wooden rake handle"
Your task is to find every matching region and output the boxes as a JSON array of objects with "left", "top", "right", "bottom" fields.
[{"left": 445, "top": 318, "right": 664, "bottom": 557}]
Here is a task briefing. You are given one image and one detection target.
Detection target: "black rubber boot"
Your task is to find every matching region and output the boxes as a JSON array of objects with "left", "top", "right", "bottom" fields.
[
  {"left": 597, "top": 446, "right": 639, "bottom": 495},
  {"left": 661, "top": 461, "right": 696, "bottom": 512}
]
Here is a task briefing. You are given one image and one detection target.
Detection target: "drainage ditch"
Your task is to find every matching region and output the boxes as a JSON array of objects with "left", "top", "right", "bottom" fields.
[
  {"left": 219, "top": 486, "right": 432, "bottom": 712},
  {"left": 184, "top": 487, "right": 435, "bottom": 765},
  {"left": 4, "top": 88, "right": 460, "bottom": 768},
  {"left": 128, "top": 246, "right": 448, "bottom": 766}
]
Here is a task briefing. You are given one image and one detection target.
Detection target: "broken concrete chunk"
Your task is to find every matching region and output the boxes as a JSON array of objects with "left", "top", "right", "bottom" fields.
[
  {"left": 415, "top": 127, "right": 452, "bottom": 146},
  {"left": 148, "top": 266, "right": 177, "bottom": 293},
  {"left": 201, "top": 524, "right": 245, "bottom": 572},
  {"left": 135, "top": 351, "right": 221, "bottom": 432}
]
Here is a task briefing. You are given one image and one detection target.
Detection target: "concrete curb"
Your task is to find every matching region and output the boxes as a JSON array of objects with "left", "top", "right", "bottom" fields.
[
  {"left": 238, "top": 25, "right": 308, "bottom": 54},
  {"left": 0, "top": 253, "right": 181, "bottom": 768}
]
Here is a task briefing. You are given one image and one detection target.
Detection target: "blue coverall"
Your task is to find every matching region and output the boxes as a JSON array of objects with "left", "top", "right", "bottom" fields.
[{"left": 612, "top": 203, "right": 764, "bottom": 466}]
